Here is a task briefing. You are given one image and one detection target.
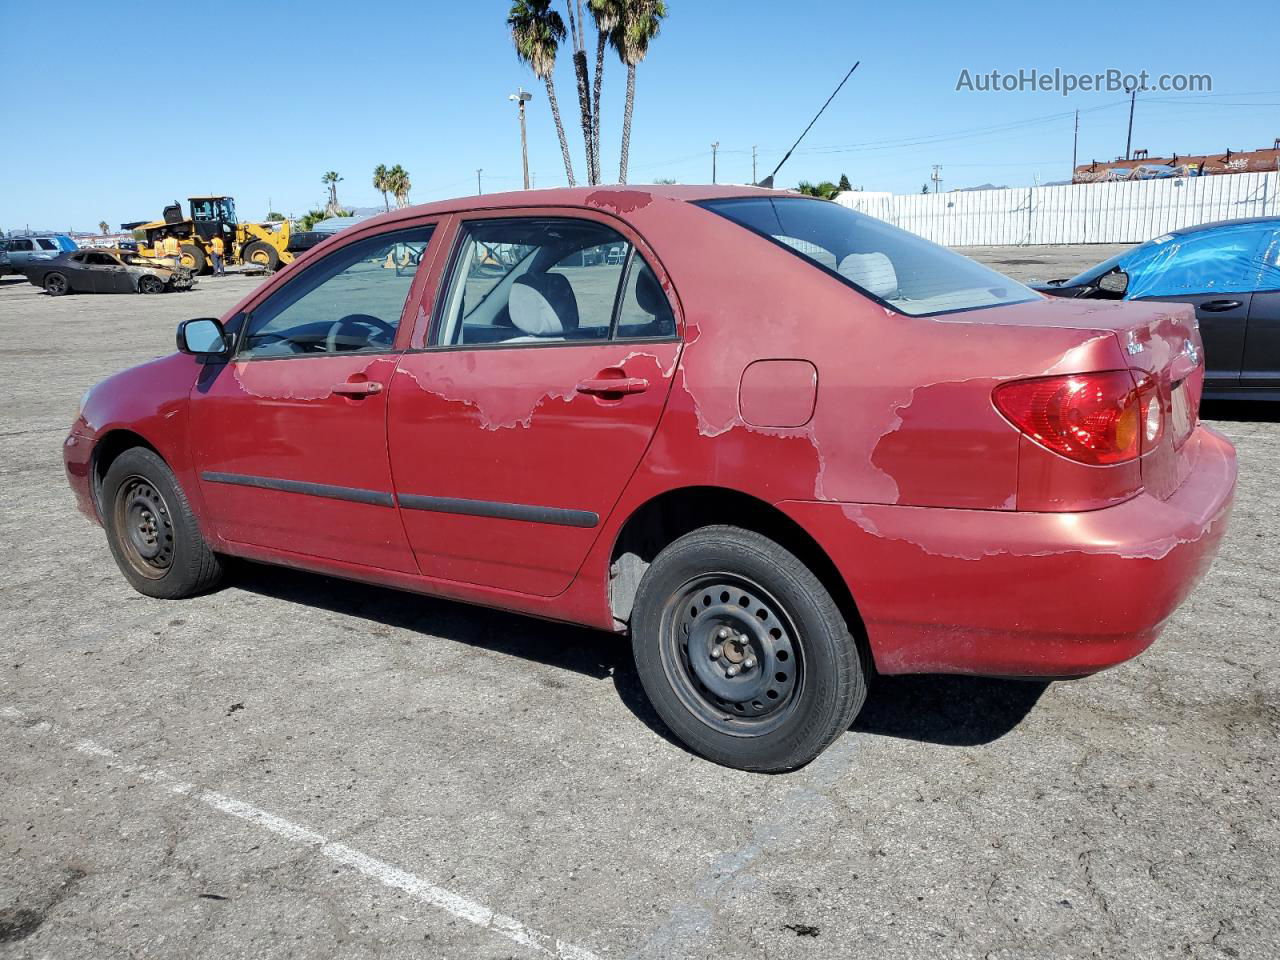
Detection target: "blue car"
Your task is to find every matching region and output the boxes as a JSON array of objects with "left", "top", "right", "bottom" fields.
[
  {"left": 0, "top": 234, "right": 78, "bottom": 276},
  {"left": 1037, "top": 217, "right": 1280, "bottom": 399}
]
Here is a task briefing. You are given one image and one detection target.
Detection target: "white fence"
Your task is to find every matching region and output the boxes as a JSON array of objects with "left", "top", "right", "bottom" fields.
[{"left": 836, "top": 171, "right": 1278, "bottom": 246}]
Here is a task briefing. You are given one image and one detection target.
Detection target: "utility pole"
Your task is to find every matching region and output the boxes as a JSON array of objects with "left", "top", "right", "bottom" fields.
[
  {"left": 1071, "top": 110, "right": 1079, "bottom": 180},
  {"left": 509, "top": 87, "right": 534, "bottom": 190},
  {"left": 711, "top": 142, "right": 720, "bottom": 184},
  {"left": 477, "top": 169, "right": 483, "bottom": 195},
  {"left": 931, "top": 164, "right": 943, "bottom": 195},
  {"left": 1125, "top": 83, "right": 1137, "bottom": 160},
  {"left": 752, "top": 145, "right": 758, "bottom": 185}
]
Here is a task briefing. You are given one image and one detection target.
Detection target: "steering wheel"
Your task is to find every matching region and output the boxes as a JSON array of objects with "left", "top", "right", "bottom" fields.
[{"left": 325, "top": 313, "right": 396, "bottom": 353}]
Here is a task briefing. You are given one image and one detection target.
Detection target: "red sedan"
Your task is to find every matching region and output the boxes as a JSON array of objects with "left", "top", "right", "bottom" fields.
[{"left": 63, "top": 186, "right": 1237, "bottom": 771}]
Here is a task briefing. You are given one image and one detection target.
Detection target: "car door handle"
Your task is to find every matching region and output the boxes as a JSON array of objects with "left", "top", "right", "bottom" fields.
[
  {"left": 332, "top": 381, "right": 383, "bottom": 396},
  {"left": 1200, "top": 299, "right": 1243, "bottom": 312},
  {"left": 576, "top": 377, "right": 649, "bottom": 396}
]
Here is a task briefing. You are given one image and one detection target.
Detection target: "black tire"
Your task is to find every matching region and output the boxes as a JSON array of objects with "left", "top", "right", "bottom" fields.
[
  {"left": 242, "top": 241, "right": 279, "bottom": 271},
  {"left": 101, "top": 447, "right": 223, "bottom": 599},
  {"left": 631, "top": 526, "right": 866, "bottom": 772},
  {"left": 44, "top": 272, "right": 70, "bottom": 296},
  {"left": 137, "top": 274, "right": 165, "bottom": 295},
  {"left": 179, "top": 243, "right": 206, "bottom": 274}
]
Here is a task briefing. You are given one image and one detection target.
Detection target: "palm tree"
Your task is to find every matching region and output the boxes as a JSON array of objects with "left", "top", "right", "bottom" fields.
[
  {"left": 612, "top": 0, "right": 667, "bottom": 184},
  {"left": 321, "top": 171, "right": 343, "bottom": 214},
  {"left": 509, "top": 0, "right": 576, "bottom": 187},
  {"left": 587, "top": 0, "right": 625, "bottom": 184},
  {"left": 387, "top": 165, "right": 412, "bottom": 208},
  {"left": 373, "top": 164, "right": 391, "bottom": 211},
  {"left": 563, "top": 0, "right": 595, "bottom": 184},
  {"left": 98, "top": 220, "right": 110, "bottom": 236}
]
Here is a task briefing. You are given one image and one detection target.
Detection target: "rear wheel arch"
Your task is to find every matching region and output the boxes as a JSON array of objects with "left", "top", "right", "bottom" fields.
[{"left": 607, "top": 486, "right": 866, "bottom": 645}]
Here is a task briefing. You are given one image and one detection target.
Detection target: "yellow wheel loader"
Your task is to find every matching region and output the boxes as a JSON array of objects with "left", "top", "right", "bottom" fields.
[{"left": 133, "top": 197, "right": 295, "bottom": 274}]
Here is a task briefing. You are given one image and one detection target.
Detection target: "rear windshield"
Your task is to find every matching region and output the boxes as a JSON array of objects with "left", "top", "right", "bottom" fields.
[{"left": 701, "top": 196, "right": 1038, "bottom": 317}]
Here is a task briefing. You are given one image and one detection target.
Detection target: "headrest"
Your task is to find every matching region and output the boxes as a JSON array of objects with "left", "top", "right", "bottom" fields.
[
  {"left": 837, "top": 252, "right": 898, "bottom": 299},
  {"left": 510, "top": 273, "right": 580, "bottom": 336},
  {"left": 635, "top": 264, "right": 666, "bottom": 315}
]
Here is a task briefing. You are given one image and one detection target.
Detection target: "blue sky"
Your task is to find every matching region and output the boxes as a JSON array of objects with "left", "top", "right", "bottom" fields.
[{"left": 1, "top": 0, "right": 1276, "bottom": 231}]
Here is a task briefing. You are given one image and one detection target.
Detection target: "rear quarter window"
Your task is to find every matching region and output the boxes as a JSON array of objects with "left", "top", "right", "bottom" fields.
[{"left": 700, "top": 196, "right": 1038, "bottom": 317}]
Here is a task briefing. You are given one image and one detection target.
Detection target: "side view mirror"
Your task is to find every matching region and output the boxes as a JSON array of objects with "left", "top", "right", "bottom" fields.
[
  {"left": 177, "top": 317, "right": 230, "bottom": 356},
  {"left": 1097, "top": 269, "right": 1129, "bottom": 296}
]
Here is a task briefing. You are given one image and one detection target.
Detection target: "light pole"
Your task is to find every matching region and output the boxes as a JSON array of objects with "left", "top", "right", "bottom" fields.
[
  {"left": 711, "top": 142, "right": 720, "bottom": 184},
  {"left": 477, "top": 169, "right": 483, "bottom": 195},
  {"left": 509, "top": 87, "right": 534, "bottom": 190}
]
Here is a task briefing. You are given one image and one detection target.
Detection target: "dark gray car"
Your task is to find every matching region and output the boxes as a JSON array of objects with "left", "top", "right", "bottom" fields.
[
  {"left": 1035, "top": 217, "right": 1280, "bottom": 400},
  {"left": 24, "top": 249, "right": 195, "bottom": 295}
]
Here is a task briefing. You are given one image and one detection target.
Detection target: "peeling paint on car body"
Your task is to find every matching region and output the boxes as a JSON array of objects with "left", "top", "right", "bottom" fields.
[{"left": 64, "top": 185, "right": 1237, "bottom": 680}]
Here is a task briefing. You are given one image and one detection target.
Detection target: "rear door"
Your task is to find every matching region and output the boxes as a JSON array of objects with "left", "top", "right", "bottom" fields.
[{"left": 388, "top": 210, "right": 682, "bottom": 597}]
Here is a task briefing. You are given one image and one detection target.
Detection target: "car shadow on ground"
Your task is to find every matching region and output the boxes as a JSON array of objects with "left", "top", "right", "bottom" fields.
[
  {"left": 853, "top": 674, "right": 1049, "bottom": 747},
  {"left": 231, "top": 562, "right": 1048, "bottom": 754},
  {"left": 1202, "top": 398, "right": 1280, "bottom": 423}
]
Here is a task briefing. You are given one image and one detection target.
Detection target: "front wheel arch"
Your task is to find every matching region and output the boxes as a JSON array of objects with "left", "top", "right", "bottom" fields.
[{"left": 91, "top": 430, "right": 161, "bottom": 518}]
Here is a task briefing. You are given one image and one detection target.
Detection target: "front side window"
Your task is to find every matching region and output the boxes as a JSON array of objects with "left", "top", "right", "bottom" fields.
[
  {"left": 701, "top": 197, "right": 1037, "bottom": 317},
  {"left": 434, "top": 217, "right": 674, "bottom": 346},
  {"left": 239, "top": 226, "right": 433, "bottom": 359},
  {"left": 10, "top": 240, "right": 32, "bottom": 252}
]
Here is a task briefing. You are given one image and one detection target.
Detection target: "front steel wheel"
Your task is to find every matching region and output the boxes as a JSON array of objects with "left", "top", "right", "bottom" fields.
[
  {"left": 137, "top": 274, "right": 165, "bottom": 294},
  {"left": 102, "top": 447, "right": 224, "bottom": 599},
  {"left": 112, "top": 476, "right": 175, "bottom": 579},
  {"left": 632, "top": 525, "right": 867, "bottom": 772}
]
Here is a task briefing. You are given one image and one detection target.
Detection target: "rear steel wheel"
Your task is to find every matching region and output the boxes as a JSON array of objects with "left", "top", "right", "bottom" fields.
[
  {"left": 44, "top": 272, "right": 69, "bottom": 296},
  {"left": 632, "top": 525, "right": 867, "bottom": 772},
  {"left": 662, "top": 575, "right": 801, "bottom": 736}
]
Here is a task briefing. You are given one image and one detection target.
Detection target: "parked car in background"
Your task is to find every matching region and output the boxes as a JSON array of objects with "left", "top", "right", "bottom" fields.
[
  {"left": 1036, "top": 217, "right": 1280, "bottom": 399},
  {"left": 64, "top": 186, "right": 1235, "bottom": 772},
  {"left": 26, "top": 249, "right": 194, "bottom": 295},
  {"left": 0, "top": 234, "right": 77, "bottom": 276}
]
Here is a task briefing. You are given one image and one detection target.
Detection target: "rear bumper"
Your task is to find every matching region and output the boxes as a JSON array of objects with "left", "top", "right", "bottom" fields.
[{"left": 779, "top": 426, "right": 1237, "bottom": 678}]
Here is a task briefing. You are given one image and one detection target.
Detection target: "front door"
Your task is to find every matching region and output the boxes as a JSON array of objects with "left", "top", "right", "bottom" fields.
[
  {"left": 388, "top": 213, "right": 681, "bottom": 596},
  {"left": 189, "top": 224, "right": 437, "bottom": 572},
  {"left": 1136, "top": 292, "right": 1251, "bottom": 388}
]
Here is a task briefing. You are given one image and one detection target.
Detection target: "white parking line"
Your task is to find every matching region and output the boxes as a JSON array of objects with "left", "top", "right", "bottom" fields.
[{"left": 2, "top": 704, "right": 603, "bottom": 960}]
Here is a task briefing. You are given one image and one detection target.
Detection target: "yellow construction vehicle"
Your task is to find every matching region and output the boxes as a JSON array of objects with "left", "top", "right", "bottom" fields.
[{"left": 133, "top": 196, "right": 295, "bottom": 273}]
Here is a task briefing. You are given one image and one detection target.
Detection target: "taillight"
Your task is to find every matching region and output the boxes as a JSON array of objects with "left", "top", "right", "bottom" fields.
[
  {"left": 1138, "top": 377, "right": 1164, "bottom": 449},
  {"left": 993, "top": 371, "right": 1144, "bottom": 466}
]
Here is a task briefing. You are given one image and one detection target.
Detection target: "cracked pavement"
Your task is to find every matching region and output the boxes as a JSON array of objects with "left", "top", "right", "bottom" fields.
[{"left": 1, "top": 251, "right": 1277, "bottom": 959}]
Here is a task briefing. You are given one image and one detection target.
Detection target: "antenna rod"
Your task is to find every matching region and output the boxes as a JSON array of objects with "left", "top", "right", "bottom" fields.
[{"left": 761, "top": 61, "right": 860, "bottom": 187}]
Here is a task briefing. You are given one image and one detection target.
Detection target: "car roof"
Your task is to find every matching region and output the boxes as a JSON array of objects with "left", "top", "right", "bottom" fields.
[
  {"left": 1169, "top": 215, "right": 1280, "bottom": 236},
  {"left": 343, "top": 184, "right": 792, "bottom": 229}
]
